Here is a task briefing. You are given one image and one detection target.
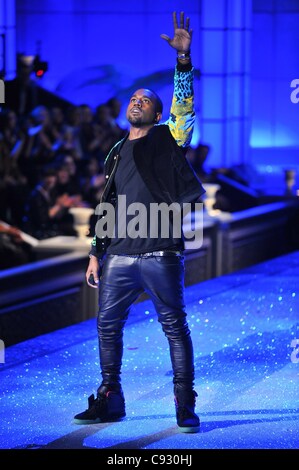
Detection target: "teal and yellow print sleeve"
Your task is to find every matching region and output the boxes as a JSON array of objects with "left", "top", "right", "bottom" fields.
[{"left": 165, "top": 66, "right": 195, "bottom": 148}]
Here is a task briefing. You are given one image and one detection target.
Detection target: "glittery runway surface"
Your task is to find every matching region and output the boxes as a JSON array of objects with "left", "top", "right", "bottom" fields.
[{"left": 0, "top": 251, "right": 299, "bottom": 454}]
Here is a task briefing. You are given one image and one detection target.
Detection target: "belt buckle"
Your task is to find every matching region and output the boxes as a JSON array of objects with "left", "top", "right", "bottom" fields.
[
  {"left": 142, "top": 251, "right": 163, "bottom": 257},
  {"left": 154, "top": 250, "right": 181, "bottom": 257},
  {"left": 142, "top": 252, "right": 154, "bottom": 258},
  {"left": 142, "top": 250, "right": 181, "bottom": 258}
]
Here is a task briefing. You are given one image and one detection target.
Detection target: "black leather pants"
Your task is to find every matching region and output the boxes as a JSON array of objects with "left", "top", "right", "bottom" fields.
[{"left": 97, "top": 253, "right": 195, "bottom": 393}]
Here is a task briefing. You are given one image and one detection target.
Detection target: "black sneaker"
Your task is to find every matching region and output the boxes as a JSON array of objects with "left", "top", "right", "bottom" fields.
[
  {"left": 174, "top": 389, "right": 200, "bottom": 433},
  {"left": 73, "top": 388, "right": 126, "bottom": 425}
]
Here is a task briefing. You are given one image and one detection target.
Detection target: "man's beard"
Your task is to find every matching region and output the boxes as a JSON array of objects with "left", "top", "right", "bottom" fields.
[
  {"left": 128, "top": 115, "right": 156, "bottom": 128},
  {"left": 128, "top": 115, "right": 143, "bottom": 127}
]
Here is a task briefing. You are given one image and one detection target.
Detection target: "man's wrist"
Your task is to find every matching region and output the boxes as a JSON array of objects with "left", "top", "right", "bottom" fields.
[
  {"left": 176, "top": 59, "right": 193, "bottom": 72},
  {"left": 178, "top": 58, "right": 191, "bottom": 65},
  {"left": 177, "top": 50, "right": 191, "bottom": 62}
]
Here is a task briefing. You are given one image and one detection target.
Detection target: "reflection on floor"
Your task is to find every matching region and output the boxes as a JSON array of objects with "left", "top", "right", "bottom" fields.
[{"left": 0, "top": 251, "right": 299, "bottom": 454}]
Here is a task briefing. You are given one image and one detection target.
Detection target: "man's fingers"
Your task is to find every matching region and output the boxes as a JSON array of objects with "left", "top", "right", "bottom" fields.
[
  {"left": 173, "top": 11, "right": 178, "bottom": 29},
  {"left": 173, "top": 11, "right": 190, "bottom": 31},
  {"left": 87, "top": 275, "right": 99, "bottom": 288},
  {"left": 179, "top": 11, "right": 184, "bottom": 29},
  {"left": 87, "top": 280, "right": 98, "bottom": 289},
  {"left": 86, "top": 272, "right": 99, "bottom": 288},
  {"left": 160, "top": 34, "right": 171, "bottom": 43},
  {"left": 185, "top": 17, "right": 190, "bottom": 31}
]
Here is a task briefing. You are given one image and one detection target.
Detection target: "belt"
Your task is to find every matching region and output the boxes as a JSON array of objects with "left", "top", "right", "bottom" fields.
[
  {"left": 141, "top": 250, "right": 182, "bottom": 258},
  {"left": 117, "top": 250, "right": 182, "bottom": 258}
]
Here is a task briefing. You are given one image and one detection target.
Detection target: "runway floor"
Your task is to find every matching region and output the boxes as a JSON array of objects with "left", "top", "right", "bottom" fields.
[{"left": 0, "top": 250, "right": 299, "bottom": 462}]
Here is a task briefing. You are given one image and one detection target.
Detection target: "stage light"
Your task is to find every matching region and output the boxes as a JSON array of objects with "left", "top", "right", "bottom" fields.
[{"left": 33, "top": 55, "right": 48, "bottom": 78}]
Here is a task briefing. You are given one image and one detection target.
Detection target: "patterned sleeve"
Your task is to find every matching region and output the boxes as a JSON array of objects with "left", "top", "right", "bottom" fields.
[
  {"left": 89, "top": 234, "right": 97, "bottom": 256},
  {"left": 165, "top": 65, "right": 195, "bottom": 148}
]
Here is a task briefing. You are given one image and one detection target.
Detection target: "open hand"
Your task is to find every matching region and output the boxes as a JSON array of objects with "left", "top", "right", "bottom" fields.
[{"left": 160, "top": 11, "right": 192, "bottom": 53}]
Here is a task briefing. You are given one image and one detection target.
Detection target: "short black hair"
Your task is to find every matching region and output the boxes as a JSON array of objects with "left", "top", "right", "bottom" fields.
[{"left": 148, "top": 89, "right": 163, "bottom": 114}]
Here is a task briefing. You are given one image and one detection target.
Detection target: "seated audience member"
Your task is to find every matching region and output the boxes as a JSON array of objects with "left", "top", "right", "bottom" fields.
[
  {"left": 0, "top": 114, "right": 30, "bottom": 226},
  {"left": 52, "top": 161, "right": 83, "bottom": 203},
  {"left": 20, "top": 105, "right": 62, "bottom": 187},
  {"left": 57, "top": 154, "right": 81, "bottom": 187},
  {"left": 78, "top": 104, "right": 97, "bottom": 160},
  {"left": 186, "top": 143, "right": 210, "bottom": 181},
  {"left": 94, "top": 103, "right": 127, "bottom": 159},
  {"left": 80, "top": 156, "right": 105, "bottom": 207},
  {"left": 22, "top": 166, "right": 76, "bottom": 239},
  {"left": 79, "top": 157, "right": 105, "bottom": 237},
  {"left": 106, "top": 96, "right": 127, "bottom": 138},
  {"left": 50, "top": 106, "right": 67, "bottom": 138}
]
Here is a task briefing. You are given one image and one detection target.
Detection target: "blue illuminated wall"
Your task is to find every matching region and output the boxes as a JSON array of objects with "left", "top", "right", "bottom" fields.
[
  {"left": 250, "top": 0, "right": 299, "bottom": 168},
  {"left": 15, "top": 0, "right": 201, "bottom": 137},
  {"left": 0, "top": 0, "right": 16, "bottom": 79},
  {"left": 199, "top": 0, "right": 252, "bottom": 168},
  {"left": 12, "top": 0, "right": 299, "bottom": 171}
]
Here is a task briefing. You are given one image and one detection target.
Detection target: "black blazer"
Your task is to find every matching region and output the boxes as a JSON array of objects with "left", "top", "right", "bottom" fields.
[{"left": 92, "top": 124, "right": 205, "bottom": 257}]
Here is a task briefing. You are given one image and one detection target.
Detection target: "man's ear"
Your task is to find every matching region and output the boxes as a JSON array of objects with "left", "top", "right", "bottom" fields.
[{"left": 155, "top": 112, "right": 162, "bottom": 123}]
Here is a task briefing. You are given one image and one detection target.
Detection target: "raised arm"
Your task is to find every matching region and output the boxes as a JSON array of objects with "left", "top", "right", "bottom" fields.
[
  {"left": 161, "top": 11, "right": 195, "bottom": 148},
  {"left": 161, "top": 11, "right": 192, "bottom": 59}
]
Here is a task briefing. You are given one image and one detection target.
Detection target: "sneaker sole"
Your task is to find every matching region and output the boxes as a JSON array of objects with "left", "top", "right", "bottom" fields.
[
  {"left": 178, "top": 425, "right": 200, "bottom": 433},
  {"left": 73, "top": 412, "right": 126, "bottom": 425}
]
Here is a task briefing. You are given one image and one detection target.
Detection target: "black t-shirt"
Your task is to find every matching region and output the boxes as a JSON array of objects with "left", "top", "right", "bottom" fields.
[{"left": 106, "top": 137, "right": 183, "bottom": 255}]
